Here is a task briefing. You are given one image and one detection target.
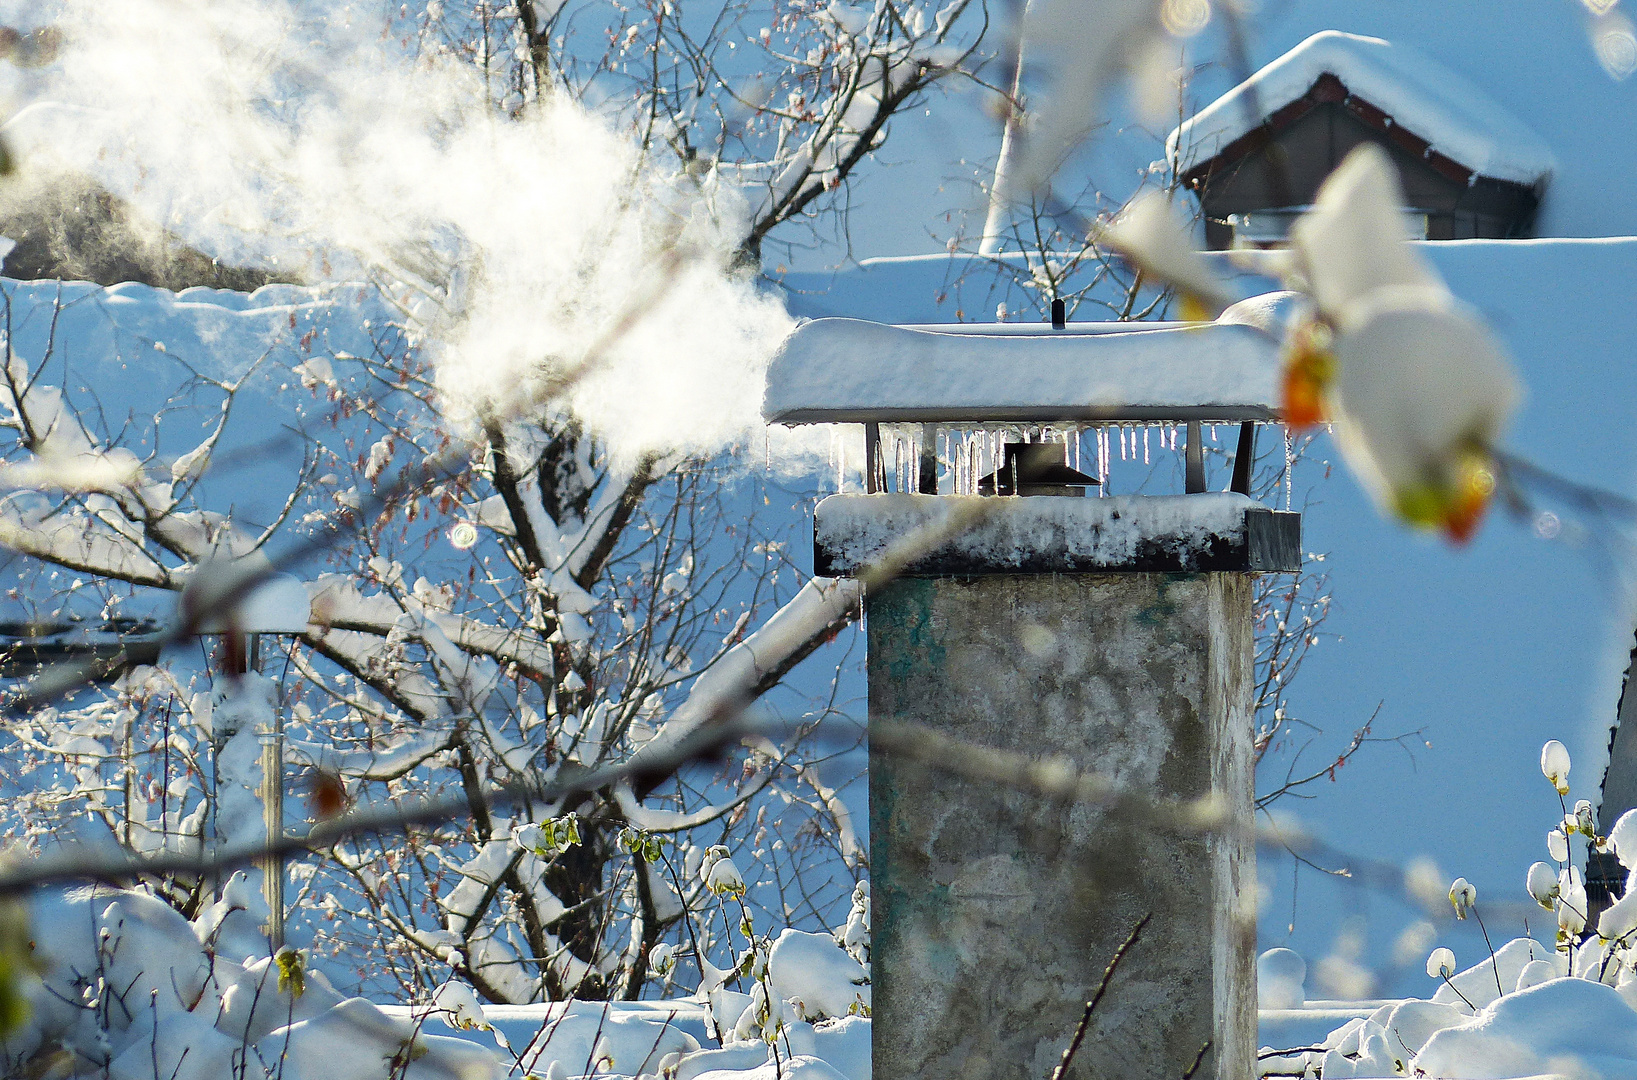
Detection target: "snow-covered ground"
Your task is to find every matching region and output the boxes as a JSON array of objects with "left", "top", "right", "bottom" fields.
[
  {"left": 9, "top": 881, "right": 872, "bottom": 1080},
  {"left": 1257, "top": 942, "right": 1637, "bottom": 1080},
  {"left": 383, "top": 1001, "right": 870, "bottom": 1080}
]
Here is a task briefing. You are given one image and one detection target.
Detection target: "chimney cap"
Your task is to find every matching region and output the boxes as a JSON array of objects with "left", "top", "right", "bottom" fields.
[{"left": 764, "top": 317, "right": 1283, "bottom": 426}]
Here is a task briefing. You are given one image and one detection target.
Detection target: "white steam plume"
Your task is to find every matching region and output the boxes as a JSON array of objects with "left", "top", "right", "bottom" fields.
[{"left": 0, "top": 0, "right": 804, "bottom": 466}]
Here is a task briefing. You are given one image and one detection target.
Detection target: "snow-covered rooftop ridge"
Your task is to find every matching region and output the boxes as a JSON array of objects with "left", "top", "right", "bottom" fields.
[
  {"left": 763, "top": 316, "right": 1282, "bottom": 424},
  {"left": 188, "top": 570, "right": 312, "bottom": 634},
  {"left": 1167, "top": 31, "right": 1557, "bottom": 187}
]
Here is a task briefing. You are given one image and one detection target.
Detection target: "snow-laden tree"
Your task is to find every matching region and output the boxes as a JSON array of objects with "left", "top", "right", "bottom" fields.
[
  {"left": 0, "top": 0, "right": 991, "bottom": 1008},
  {"left": 0, "top": 274, "right": 866, "bottom": 1007}
]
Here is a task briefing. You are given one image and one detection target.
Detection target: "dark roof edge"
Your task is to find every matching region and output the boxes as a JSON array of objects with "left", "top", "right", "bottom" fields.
[{"left": 1179, "top": 72, "right": 1546, "bottom": 197}]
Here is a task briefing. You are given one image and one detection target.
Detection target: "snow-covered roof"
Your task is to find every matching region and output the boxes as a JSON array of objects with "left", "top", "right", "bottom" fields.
[
  {"left": 190, "top": 572, "right": 313, "bottom": 634},
  {"left": 0, "top": 102, "right": 297, "bottom": 279},
  {"left": 763, "top": 317, "right": 1282, "bottom": 425},
  {"left": 1167, "top": 31, "right": 1557, "bottom": 187}
]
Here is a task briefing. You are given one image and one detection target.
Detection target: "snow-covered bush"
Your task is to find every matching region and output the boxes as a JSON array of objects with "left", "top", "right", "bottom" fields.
[
  {"left": 0, "top": 863, "right": 872, "bottom": 1080},
  {"left": 0, "top": 879, "right": 501, "bottom": 1080},
  {"left": 1268, "top": 740, "right": 1637, "bottom": 1080},
  {"left": 684, "top": 849, "right": 869, "bottom": 1054}
]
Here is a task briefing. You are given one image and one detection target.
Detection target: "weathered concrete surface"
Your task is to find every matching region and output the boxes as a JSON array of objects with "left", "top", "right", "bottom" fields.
[{"left": 869, "top": 573, "right": 1255, "bottom": 1080}]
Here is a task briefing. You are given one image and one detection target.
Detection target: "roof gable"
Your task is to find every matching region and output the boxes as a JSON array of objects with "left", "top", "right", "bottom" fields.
[{"left": 1168, "top": 31, "right": 1556, "bottom": 188}]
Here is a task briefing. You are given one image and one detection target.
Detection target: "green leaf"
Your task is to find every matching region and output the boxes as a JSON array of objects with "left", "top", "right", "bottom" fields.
[
  {"left": 275, "top": 947, "right": 306, "bottom": 999},
  {"left": 0, "top": 900, "right": 39, "bottom": 1036}
]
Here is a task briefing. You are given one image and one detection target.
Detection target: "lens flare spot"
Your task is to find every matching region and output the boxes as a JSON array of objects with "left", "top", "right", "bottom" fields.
[
  {"left": 1595, "top": 15, "right": 1637, "bottom": 79},
  {"left": 1161, "top": 0, "right": 1211, "bottom": 37},
  {"left": 449, "top": 521, "right": 479, "bottom": 550}
]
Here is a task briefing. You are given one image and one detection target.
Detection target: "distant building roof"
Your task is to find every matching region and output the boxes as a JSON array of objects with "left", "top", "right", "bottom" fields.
[
  {"left": 1168, "top": 31, "right": 1556, "bottom": 189},
  {"left": 0, "top": 102, "right": 300, "bottom": 291}
]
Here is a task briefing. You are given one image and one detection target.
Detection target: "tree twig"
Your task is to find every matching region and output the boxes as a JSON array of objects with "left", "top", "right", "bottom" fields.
[
  {"left": 1182, "top": 1040, "right": 1213, "bottom": 1080},
  {"left": 1051, "top": 912, "right": 1150, "bottom": 1080}
]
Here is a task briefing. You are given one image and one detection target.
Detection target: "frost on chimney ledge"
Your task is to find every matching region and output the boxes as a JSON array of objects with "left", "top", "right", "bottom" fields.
[{"left": 813, "top": 493, "right": 1300, "bottom": 576}]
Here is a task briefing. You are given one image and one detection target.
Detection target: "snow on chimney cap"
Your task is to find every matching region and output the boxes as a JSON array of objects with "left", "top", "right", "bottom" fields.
[{"left": 762, "top": 311, "right": 1284, "bottom": 426}]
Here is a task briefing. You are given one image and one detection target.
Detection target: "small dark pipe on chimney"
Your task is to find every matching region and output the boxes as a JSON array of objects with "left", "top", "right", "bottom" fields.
[
  {"left": 1185, "top": 421, "right": 1205, "bottom": 493},
  {"left": 1230, "top": 422, "right": 1256, "bottom": 495},
  {"left": 864, "top": 421, "right": 880, "bottom": 494},
  {"left": 918, "top": 423, "right": 938, "bottom": 494},
  {"left": 1051, "top": 298, "right": 1066, "bottom": 330}
]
